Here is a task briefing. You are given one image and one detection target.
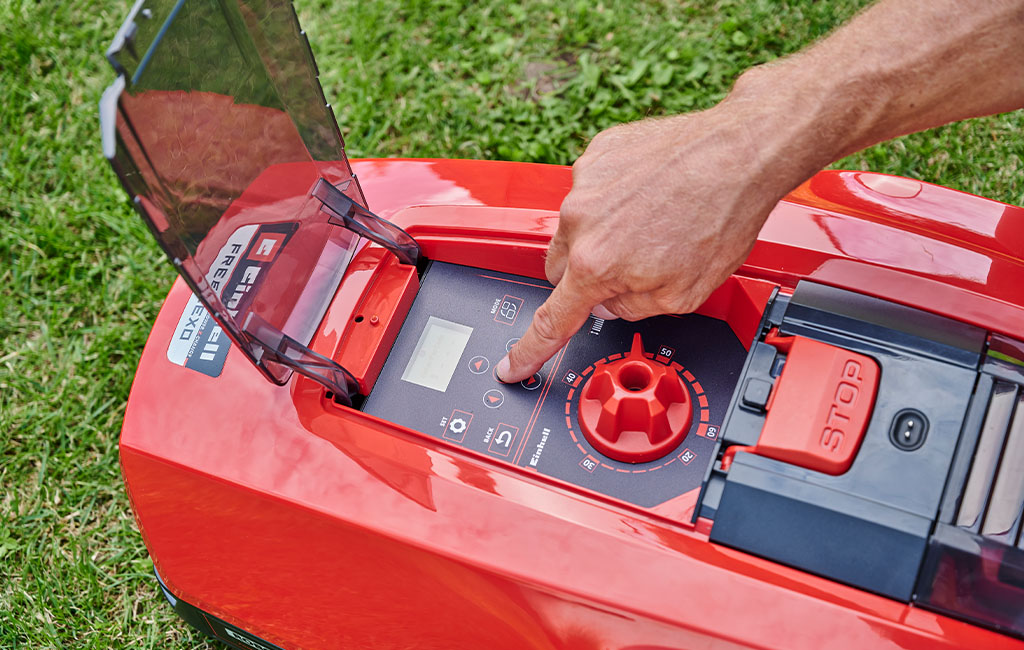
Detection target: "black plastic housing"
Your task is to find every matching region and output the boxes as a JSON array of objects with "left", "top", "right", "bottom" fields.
[
  {"left": 916, "top": 348, "right": 1024, "bottom": 637},
  {"left": 706, "top": 281, "right": 985, "bottom": 600}
]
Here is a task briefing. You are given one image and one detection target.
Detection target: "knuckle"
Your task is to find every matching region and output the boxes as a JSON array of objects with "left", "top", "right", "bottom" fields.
[
  {"left": 506, "top": 341, "right": 527, "bottom": 369},
  {"left": 654, "top": 294, "right": 679, "bottom": 315},
  {"left": 604, "top": 297, "right": 640, "bottom": 322},
  {"left": 652, "top": 291, "right": 690, "bottom": 315},
  {"left": 588, "top": 129, "right": 610, "bottom": 148},
  {"left": 619, "top": 305, "right": 647, "bottom": 322},
  {"left": 528, "top": 303, "right": 563, "bottom": 345},
  {"left": 506, "top": 334, "right": 534, "bottom": 371},
  {"left": 676, "top": 297, "right": 702, "bottom": 315},
  {"left": 543, "top": 255, "right": 563, "bottom": 285},
  {"left": 599, "top": 297, "right": 620, "bottom": 316},
  {"left": 570, "top": 153, "right": 595, "bottom": 177},
  {"left": 546, "top": 228, "right": 568, "bottom": 256},
  {"left": 650, "top": 286, "right": 689, "bottom": 315},
  {"left": 558, "top": 196, "right": 582, "bottom": 224},
  {"left": 585, "top": 128, "right": 620, "bottom": 155},
  {"left": 675, "top": 289, "right": 709, "bottom": 315},
  {"left": 600, "top": 298, "right": 623, "bottom": 320},
  {"left": 567, "top": 248, "right": 603, "bottom": 280}
]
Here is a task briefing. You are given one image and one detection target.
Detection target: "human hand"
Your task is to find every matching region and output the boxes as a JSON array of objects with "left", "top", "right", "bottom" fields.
[
  {"left": 492, "top": 0, "right": 1024, "bottom": 384},
  {"left": 495, "top": 98, "right": 807, "bottom": 383}
]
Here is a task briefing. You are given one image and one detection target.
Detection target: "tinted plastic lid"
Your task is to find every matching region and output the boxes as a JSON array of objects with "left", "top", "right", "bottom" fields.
[{"left": 99, "top": 0, "right": 419, "bottom": 403}]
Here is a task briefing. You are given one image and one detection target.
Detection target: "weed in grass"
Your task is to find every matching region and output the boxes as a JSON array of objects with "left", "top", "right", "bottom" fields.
[{"left": 1, "top": 0, "right": 1020, "bottom": 647}]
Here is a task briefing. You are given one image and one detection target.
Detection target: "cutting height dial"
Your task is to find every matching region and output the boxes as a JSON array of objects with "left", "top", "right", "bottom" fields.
[{"left": 578, "top": 333, "right": 693, "bottom": 463}]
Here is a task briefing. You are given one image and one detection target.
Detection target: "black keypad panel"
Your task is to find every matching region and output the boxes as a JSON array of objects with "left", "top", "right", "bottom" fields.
[{"left": 364, "top": 262, "right": 747, "bottom": 508}]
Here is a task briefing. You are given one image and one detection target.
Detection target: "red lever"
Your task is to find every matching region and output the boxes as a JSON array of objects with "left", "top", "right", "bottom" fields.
[{"left": 578, "top": 333, "right": 692, "bottom": 463}]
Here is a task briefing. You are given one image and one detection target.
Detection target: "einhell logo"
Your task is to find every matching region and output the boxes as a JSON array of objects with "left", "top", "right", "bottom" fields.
[
  {"left": 246, "top": 232, "right": 286, "bottom": 262},
  {"left": 221, "top": 223, "right": 298, "bottom": 319},
  {"left": 166, "top": 222, "right": 297, "bottom": 378},
  {"left": 821, "top": 359, "right": 865, "bottom": 453}
]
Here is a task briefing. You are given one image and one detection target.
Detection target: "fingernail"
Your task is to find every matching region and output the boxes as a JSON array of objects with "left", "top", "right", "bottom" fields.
[
  {"left": 592, "top": 304, "right": 618, "bottom": 320},
  {"left": 495, "top": 355, "right": 511, "bottom": 383}
]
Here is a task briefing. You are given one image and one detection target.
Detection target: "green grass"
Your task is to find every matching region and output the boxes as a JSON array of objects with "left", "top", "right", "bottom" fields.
[{"left": 0, "top": 0, "right": 1020, "bottom": 647}]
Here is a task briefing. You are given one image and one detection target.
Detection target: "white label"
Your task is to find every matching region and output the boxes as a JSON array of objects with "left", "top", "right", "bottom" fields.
[{"left": 166, "top": 225, "right": 256, "bottom": 369}]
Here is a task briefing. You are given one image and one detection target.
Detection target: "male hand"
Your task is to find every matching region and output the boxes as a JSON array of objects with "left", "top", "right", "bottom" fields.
[
  {"left": 495, "top": 100, "right": 799, "bottom": 383},
  {"left": 493, "top": 0, "right": 1024, "bottom": 385}
]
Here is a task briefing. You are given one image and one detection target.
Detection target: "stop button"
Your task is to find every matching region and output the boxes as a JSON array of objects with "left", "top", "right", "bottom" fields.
[{"left": 740, "top": 332, "right": 880, "bottom": 475}]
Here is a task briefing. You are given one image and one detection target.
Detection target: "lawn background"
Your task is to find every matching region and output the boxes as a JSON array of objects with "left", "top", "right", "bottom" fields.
[{"left": 1, "top": 0, "right": 1021, "bottom": 647}]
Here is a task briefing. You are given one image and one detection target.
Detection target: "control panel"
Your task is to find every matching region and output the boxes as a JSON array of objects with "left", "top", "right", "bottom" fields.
[{"left": 364, "top": 262, "right": 747, "bottom": 508}]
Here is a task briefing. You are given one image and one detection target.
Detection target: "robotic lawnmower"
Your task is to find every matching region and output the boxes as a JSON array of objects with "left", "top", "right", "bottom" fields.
[{"left": 102, "top": 1, "right": 1024, "bottom": 648}]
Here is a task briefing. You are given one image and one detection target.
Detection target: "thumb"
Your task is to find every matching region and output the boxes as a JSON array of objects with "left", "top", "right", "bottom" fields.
[{"left": 496, "top": 270, "right": 601, "bottom": 383}]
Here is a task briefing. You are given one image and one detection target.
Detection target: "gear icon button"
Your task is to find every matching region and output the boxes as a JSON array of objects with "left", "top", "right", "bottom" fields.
[{"left": 443, "top": 410, "right": 472, "bottom": 443}]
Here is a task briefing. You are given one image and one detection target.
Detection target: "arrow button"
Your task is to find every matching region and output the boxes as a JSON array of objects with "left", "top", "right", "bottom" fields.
[
  {"left": 483, "top": 389, "right": 504, "bottom": 409},
  {"left": 468, "top": 355, "right": 489, "bottom": 375},
  {"left": 521, "top": 373, "right": 543, "bottom": 391}
]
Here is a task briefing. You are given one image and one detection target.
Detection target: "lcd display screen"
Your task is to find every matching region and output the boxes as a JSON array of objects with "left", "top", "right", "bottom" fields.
[{"left": 400, "top": 317, "right": 473, "bottom": 392}]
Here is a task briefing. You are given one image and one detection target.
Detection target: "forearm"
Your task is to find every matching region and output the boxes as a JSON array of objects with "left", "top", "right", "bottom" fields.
[
  {"left": 501, "top": 0, "right": 1024, "bottom": 382},
  {"left": 723, "top": 0, "right": 1024, "bottom": 193}
]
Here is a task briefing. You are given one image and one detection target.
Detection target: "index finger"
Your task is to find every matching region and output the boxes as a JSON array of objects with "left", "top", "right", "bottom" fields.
[{"left": 495, "top": 269, "right": 606, "bottom": 383}]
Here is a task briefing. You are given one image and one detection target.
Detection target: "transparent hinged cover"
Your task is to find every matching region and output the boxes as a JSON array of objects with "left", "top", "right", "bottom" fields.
[{"left": 100, "top": 0, "right": 419, "bottom": 404}]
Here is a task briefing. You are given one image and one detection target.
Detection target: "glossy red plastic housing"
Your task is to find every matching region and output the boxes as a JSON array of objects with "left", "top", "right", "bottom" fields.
[
  {"left": 121, "top": 160, "right": 1024, "bottom": 650},
  {"left": 579, "top": 333, "right": 692, "bottom": 463}
]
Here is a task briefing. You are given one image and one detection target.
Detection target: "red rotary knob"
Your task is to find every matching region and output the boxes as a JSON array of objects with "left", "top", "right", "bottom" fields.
[{"left": 578, "top": 333, "right": 692, "bottom": 463}]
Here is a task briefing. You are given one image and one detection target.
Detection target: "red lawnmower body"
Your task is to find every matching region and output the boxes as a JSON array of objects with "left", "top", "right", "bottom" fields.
[
  {"left": 104, "top": 1, "right": 1024, "bottom": 649},
  {"left": 122, "top": 159, "right": 1024, "bottom": 650}
]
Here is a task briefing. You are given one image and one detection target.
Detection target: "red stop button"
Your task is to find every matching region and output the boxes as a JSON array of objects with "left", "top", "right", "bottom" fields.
[{"left": 750, "top": 333, "right": 879, "bottom": 475}]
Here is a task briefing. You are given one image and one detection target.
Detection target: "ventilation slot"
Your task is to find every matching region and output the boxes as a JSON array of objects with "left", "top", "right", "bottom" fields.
[
  {"left": 915, "top": 361, "right": 1024, "bottom": 638},
  {"left": 956, "top": 380, "right": 1024, "bottom": 547}
]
